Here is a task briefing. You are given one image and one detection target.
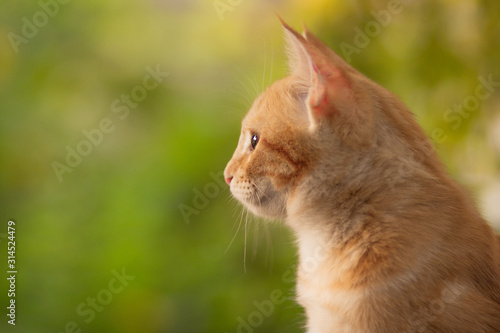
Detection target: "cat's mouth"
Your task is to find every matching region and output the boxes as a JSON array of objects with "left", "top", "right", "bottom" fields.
[
  {"left": 231, "top": 186, "right": 268, "bottom": 208},
  {"left": 232, "top": 184, "right": 287, "bottom": 219}
]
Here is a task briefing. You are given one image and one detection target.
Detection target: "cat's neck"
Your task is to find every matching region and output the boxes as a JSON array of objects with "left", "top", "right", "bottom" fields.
[{"left": 285, "top": 153, "right": 482, "bottom": 287}]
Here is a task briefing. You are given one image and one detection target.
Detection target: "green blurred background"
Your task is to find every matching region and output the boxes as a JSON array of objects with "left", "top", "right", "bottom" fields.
[{"left": 0, "top": 0, "right": 499, "bottom": 332}]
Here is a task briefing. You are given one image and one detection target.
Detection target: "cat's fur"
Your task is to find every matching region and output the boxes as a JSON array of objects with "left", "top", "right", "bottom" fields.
[{"left": 224, "top": 20, "right": 500, "bottom": 332}]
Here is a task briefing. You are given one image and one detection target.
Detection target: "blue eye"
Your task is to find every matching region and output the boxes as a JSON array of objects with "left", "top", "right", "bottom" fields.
[{"left": 251, "top": 134, "right": 259, "bottom": 150}]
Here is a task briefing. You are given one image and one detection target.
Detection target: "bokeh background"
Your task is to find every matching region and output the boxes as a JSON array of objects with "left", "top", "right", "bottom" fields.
[{"left": 1, "top": 0, "right": 499, "bottom": 332}]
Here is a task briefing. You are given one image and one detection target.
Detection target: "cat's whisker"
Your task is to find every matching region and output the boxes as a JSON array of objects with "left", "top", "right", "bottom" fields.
[
  {"left": 225, "top": 204, "right": 245, "bottom": 254},
  {"left": 248, "top": 184, "right": 274, "bottom": 267},
  {"left": 261, "top": 40, "right": 267, "bottom": 94},
  {"left": 230, "top": 85, "right": 254, "bottom": 109},
  {"left": 228, "top": 65, "right": 256, "bottom": 107},
  {"left": 268, "top": 44, "right": 274, "bottom": 87},
  {"left": 233, "top": 65, "right": 261, "bottom": 101},
  {"left": 252, "top": 186, "right": 264, "bottom": 209},
  {"left": 262, "top": 35, "right": 276, "bottom": 92},
  {"left": 284, "top": 310, "right": 306, "bottom": 332},
  {"left": 243, "top": 209, "right": 250, "bottom": 273},
  {"left": 251, "top": 217, "right": 259, "bottom": 261},
  {"left": 207, "top": 81, "right": 252, "bottom": 115},
  {"left": 264, "top": 222, "right": 274, "bottom": 274}
]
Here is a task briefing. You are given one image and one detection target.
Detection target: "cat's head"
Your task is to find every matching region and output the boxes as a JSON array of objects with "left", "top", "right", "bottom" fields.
[{"left": 224, "top": 20, "right": 433, "bottom": 220}]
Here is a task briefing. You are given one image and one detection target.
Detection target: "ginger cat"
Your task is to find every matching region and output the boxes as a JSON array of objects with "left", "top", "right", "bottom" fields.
[{"left": 224, "top": 20, "right": 500, "bottom": 332}]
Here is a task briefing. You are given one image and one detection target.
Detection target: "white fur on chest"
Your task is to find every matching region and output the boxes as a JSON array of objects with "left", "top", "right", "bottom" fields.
[{"left": 294, "top": 227, "right": 366, "bottom": 333}]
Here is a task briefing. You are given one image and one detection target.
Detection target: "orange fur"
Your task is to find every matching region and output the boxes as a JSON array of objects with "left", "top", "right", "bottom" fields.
[{"left": 224, "top": 21, "right": 500, "bottom": 332}]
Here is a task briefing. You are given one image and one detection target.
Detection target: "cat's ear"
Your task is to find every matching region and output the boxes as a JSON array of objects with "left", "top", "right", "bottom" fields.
[
  {"left": 301, "top": 23, "right": 352, "bottom": 73},
  {"left": 281, "top": 19, "right": 352, "bottom": 121},
  {"left": 281, "top": 19, "right": 373, "bottom": 147},
  {"left": 282, "top": 20, "right": 313, "bottom": 83}
]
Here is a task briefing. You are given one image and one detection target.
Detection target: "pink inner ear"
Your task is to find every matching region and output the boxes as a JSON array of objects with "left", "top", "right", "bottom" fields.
[
  {"left": 312, "top": 63, "right": 319, "bottom": 74},
  {"left": 308, "top": 69, "right": 327, "bottom": 108},
  {"left": 309, "top": 93, "right": 331, "bottom": 117},
  {"left": 309, "top": 60, "right": 355, "bottom": 119}
]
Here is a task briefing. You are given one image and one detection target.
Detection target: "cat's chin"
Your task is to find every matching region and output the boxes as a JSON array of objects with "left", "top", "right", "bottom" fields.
[
  {"left": 245, "top": 205, "right": 287, "bottom": 221},
  {"left": 240, "top": 197, "right": 287, "bottom": 221}
]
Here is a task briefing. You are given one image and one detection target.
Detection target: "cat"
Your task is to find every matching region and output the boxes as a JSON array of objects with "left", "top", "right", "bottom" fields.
[{"left": 224, "top": 19, "right": 500, "bottom": 333}]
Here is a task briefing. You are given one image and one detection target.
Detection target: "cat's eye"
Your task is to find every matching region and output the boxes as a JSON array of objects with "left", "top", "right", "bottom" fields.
[{"left": 251, "top": 134, "right": 259, "bottom": 150}]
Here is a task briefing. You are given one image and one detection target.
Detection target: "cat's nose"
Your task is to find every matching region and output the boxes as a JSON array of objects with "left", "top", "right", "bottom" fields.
[{"left": 224, "top": 163, "right": 234, "bottom": 185}]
